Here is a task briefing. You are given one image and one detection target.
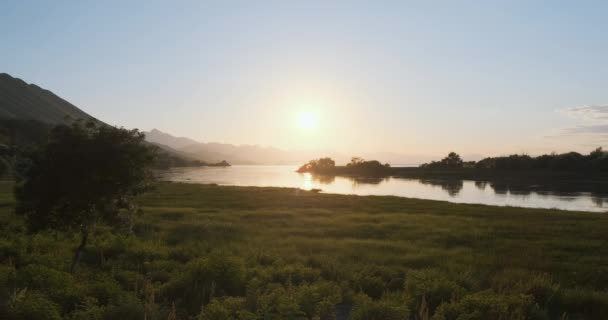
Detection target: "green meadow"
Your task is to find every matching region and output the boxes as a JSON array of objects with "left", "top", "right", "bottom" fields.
[{"left": 1, "top": 181, "right": 608, "bottom": 319}]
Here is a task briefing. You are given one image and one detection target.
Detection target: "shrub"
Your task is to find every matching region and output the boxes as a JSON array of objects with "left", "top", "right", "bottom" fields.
[
  {"left": 12, "top": 291, "right": 62, "bottom": 320},
  {"left": 198, "top": 297, "right": 256, "bottom": 320},
  {"left": 270, "top": 263, "right": 320, "bottom": 285},
  {"left": 352, "top": 295, "right": 409, "bottom": 320},
  {"left": 404, "top": 269, "right": 465, "bottom": 315},
  {"left": 160, "top": 253, "right": 246, "bottom": 316},
  {"left": 431, "top": 291, "right": 543, "bottom": 320},
  {"left": 359, "top": 276, "right": 386, "bottom": 299},
  {"left": 101, "top": 298, "right": 145, "bottom": 320}
]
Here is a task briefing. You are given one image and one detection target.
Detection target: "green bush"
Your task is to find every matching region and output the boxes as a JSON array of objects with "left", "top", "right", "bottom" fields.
[
  {"left": 12, "top": 291, "right": 62, "bottom": 320},
  {"left": 404, "top": 269, "right": 465, "bottom": 315},
  {"left": 431, "top": 291, "right": 543, "bottom": 320},
  {"left": 359, "top": 276, "right": 386, "bottom": 299},
  {"left": 199, "top": 297, "right": 256, "bottom": 320},
  {"left": 102, "top": 298, "right": 144, "bottom": 320},
  {"left": 557, "top": 288, "right": 608, "bottom": 320},
  {"left": 352, "top": 295, "right": 409, "bottom": 320},
  {"left": 161, "top": 253, "right": 246, "bottom": 316},
  {"left": 270, "top": 263, "right": 320, "bottom": 285},
  {"left": 67, "top": 297, "right": 104, "bottom": 320},
  {"left": 85, "top": 275, "right": 129, "bottom": 306}
]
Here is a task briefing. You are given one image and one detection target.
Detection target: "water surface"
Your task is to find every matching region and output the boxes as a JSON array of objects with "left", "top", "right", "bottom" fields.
[{"left": 158, "top": 165, "right": 608, "bottom": 212}]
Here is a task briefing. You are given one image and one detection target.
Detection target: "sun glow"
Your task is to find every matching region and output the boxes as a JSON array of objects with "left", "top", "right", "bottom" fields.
[{"left": 296, "top": 111, "right": 319, "bottom": 130}]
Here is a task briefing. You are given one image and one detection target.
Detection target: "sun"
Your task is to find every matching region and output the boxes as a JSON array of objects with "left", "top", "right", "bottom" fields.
[{"left": 296, "top": 111, "right": 318, "bottom": 130}]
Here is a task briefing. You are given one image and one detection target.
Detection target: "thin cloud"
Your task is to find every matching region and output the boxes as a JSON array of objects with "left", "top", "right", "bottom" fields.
[
  {"left": 560, "top": 105, "right": 608, "bottom": 122},
  {"left": 562, "top": 124, "right": 608, "bottom": 134},
  {"left": 549, "top": 106, "right": 608, "bottom": 143}
]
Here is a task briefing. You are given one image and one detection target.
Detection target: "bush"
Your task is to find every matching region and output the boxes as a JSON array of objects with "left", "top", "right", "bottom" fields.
[
  {"left": 161, "top": 253, "right": 246, "bottom": 316},
  {"left": 431, "top": 292, "right": 543, "bottom": 320},
  {"left": 102, "top": 298, "right": 144, "bottom": 320},
  {"left": 199, "top": 297, "right": 256, "bottom": 320},
  {"left": 352, "top": 295, "right": 409, "bottom": 320},
  {"left": 12, "top": 292, "right": 62, "bottom": 320},
  {"left": 359, "top": 276, "right": 386, "bottom": 299},
  {"left": 404, "top": 269, "right": 465, "bottom": 315}
]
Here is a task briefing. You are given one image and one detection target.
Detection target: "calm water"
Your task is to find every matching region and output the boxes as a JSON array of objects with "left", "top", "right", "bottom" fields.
[{"left": 158, "top": 165, "right": 608, "bottom": 212}]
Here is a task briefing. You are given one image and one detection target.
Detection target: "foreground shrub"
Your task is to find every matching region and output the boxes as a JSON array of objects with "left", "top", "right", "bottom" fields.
[
  {"left": 161, "top": 253, "right": 246, "bottom": 316},
  {"left": 199, "top": 297, "right": 256, "bottom": 320},
  {"left": 12, "top": 291, "right": 62, "bottom": 320},
  {"left": 404, "top": 269, "right": 465, "bottom": 315},
  {"left": 352, "top": 295, "right": 409, "bottom": 320},
  {"left": 431, "top": 291, "right": 543, "bottom": 320}
]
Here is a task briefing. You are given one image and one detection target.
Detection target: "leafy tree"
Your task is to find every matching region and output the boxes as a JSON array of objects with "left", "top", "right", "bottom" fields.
[
  {"left": 441, "top": 152, "right": 463, "bottom": 168},
  {"left": 14, "top": 121, "right": 156, "bottom": 273},
  {"left": 297, "top": 157, "right": 336, "bottom": 173}
]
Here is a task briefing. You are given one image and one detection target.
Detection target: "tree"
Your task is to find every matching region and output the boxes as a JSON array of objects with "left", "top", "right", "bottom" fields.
[
  {"left": 15, "top": 120, "right": 156, "bottom": 273},
  {"left": 441, "top": 152, "right": 463, "bottom": 168},
  {"left": 297, "top": 157, "right": 335, "bottom": 173}
]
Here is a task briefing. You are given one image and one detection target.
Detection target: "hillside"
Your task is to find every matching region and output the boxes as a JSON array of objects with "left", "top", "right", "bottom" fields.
[
  {"left": 0, "top": 73, "right": 199, "bottom": 168},
  {"left": 0, "top": 73, "right": 96, "bottom": 125}
]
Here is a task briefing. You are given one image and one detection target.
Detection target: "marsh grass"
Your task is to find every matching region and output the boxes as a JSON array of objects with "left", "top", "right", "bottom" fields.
[{"left": 0, "top": 181, "right": 607, "bottom": 319}]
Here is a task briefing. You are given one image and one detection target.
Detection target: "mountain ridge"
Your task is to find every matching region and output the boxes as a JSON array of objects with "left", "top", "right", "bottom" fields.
[{"left": 0, "top": 73, "right": 97, "bottom": 125}]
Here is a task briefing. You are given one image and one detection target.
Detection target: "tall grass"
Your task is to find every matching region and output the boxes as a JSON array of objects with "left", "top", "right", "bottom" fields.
[{"left": 0, "top": 181, "right": 607, "bottom": 319}]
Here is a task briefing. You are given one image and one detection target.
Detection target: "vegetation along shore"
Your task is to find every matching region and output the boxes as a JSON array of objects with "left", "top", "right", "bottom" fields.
[{"left": 1, "top": 180, "right": 608, "bottom": 319}]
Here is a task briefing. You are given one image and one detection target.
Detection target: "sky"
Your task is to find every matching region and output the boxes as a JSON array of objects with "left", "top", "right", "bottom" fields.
[{"left": 2, "top": 0, "right": 608, "bottom": 159}]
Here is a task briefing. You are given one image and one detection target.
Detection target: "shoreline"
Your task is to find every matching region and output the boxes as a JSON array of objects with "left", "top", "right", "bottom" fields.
[{"left": 157, "top": 181, "right": 608, "bottom": 213}]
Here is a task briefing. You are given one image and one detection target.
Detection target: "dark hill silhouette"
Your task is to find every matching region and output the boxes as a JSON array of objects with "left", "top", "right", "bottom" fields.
[
  {"left": 0, "top": 73, "right": 97, "bottom": 125},
  {"left": 0, "top": 73, "right": 199, "bottom": 168}
]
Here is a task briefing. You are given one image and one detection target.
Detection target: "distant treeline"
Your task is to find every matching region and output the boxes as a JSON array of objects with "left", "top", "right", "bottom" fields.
[
  {"left": 298, "top": 148, "right": 608, "bottom": 179},
  {"left": 422, "top": 149, "right": 608, "bottom": 171}
]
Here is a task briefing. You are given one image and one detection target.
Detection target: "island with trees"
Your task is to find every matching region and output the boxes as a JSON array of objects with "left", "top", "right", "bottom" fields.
[{"left": 298, "top": 148, "right": 608, "bottom": 179}]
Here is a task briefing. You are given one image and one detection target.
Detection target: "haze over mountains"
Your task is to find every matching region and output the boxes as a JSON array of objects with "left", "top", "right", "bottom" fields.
[
  {"left": 0, "top": 72, "right": 464, "bottom": 165},
  {"left": 143, "top": 129, "right": 454, "bottom": 165}
]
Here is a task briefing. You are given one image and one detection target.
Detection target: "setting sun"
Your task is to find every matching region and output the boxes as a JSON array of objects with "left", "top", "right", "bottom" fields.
[{"left": 296, "top": 111, "right": 318, "bottom": 130}]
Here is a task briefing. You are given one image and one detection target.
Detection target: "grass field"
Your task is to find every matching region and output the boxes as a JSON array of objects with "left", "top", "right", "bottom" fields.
[{"left": 1, "top": 181, "right": 608, "bottom": 319}]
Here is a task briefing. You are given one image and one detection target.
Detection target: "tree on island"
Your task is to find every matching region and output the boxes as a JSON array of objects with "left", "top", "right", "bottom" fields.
[
  {"left": 421, "top": 152, "right": 464, "bottom": 169},
  {"left": 297, "top": 157, "right": 335, "bottom": 173},
  {"left": 15, "top": 120, "right": 156, "bottom": 273}
]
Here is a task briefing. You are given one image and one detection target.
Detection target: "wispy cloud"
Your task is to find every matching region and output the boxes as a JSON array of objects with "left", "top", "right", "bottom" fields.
[
  {"left": 561, "top": 124, "right": 608, "bottom": 134},
  {"left": 560, "top": 105, "right": 608, "bottom": 122},
  {"left": 549, "top": 106, "right": 608, "bottom": 144}
]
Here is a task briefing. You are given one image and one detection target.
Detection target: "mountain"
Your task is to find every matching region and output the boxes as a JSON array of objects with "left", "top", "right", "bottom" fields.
[
  {"left": 144, "top": 129, "right": 200, "bottom": 149},
  {"left": 144, "top": 129, "right": 348, "bottom": 165},
  {"left": 0, "top": 73, "right": 200, "bottom": 168},
  {"left": 0, "top": 73, "right": 97, "bottom": 125}
]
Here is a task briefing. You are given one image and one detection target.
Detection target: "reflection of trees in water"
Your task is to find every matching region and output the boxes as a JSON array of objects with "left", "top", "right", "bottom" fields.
[
  {"left": 310, "top": 174, "right": 388, "bottom": 186},
  {"left": 310, "top": 174, "right": 335, "bottom": 184},
  {"left": 474, "top": 181, "right": 487, "bottom": 190},
  {"left": 420, "top": 179, "right": 464, "bottom": 197},
  {"left": 592, "top": 197, "right": 606, "bottom": 207},
  {"left": 350, "top": 176, "right": 389, "bottom": 186}
]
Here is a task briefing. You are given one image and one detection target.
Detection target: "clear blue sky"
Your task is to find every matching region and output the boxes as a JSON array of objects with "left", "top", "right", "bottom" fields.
[{"left": 2, "top": 1, "right": 607, "bottom": 157}]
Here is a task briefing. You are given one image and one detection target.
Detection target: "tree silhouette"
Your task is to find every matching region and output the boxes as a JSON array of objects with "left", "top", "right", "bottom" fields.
[{"left": 15, "top": 120, "right": 156, "bottom": 273}]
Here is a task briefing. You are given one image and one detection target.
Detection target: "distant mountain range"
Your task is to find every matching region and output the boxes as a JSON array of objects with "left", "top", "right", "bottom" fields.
[
  {"left": 0, "top": 72, "right": 475, "bottom": 166},
  {"left": 144, "top": 128, "right": 342, "bottom": 165},
  {"left": 142, "top": 129, "right": 455, "bottom": 165}
]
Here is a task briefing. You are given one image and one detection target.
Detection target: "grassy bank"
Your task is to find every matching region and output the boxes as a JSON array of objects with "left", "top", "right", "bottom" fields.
[{"left": 1, "top": 181, "right": 608, "bottom": 319}]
